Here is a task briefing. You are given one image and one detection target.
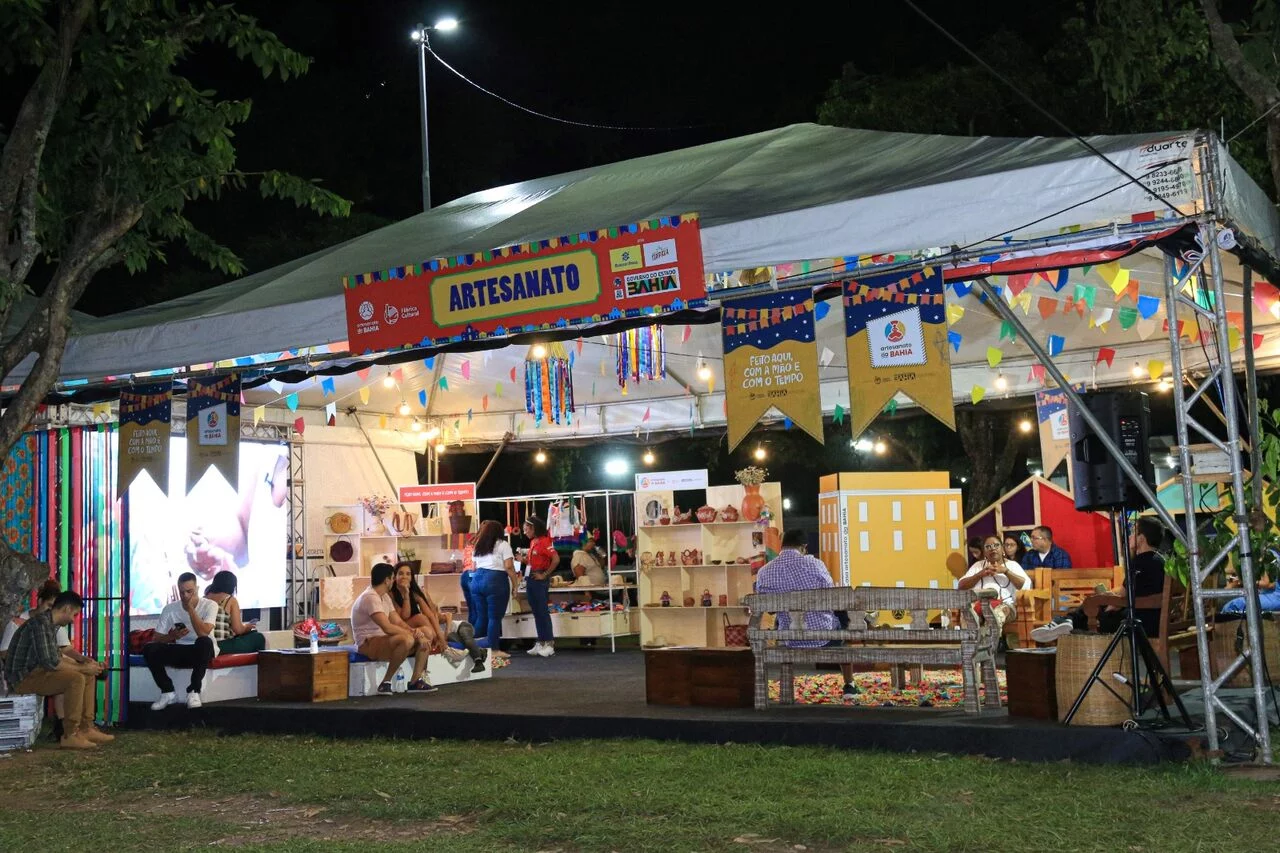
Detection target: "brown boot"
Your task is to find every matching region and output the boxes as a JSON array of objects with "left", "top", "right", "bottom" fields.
[
  {"left": 59, "top": 730, "right": 97, "bottom": 750},
  {"left": 82, "top": 727, "right": 115, "bottom": 744}
]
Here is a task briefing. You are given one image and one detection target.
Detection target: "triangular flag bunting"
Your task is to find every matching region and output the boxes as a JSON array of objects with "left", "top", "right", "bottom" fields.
[
  {"left": 642, "top": 407, "right": 651, "bottom": 422},
  {"left": 1029, "top": 364, "right": 1046, "bottom": 384},
  {"left": 1228, "top": 327, "right": 1242, "bottom": 350},
  {"left": 418, "top": 389, "right": 427, "bottom": 407},
  {"left": 253, "top": 406, "right": 264, "bottom": 426},
  {"left": 461, "top": 360, "right": 471, "bottom": 381},
  {"left": 359, "top": 386, "right": 370, "bottom": 405},
  {"left": 495, "top": 382, "right": 503, "bottom": 398},
  {"left": 986, "top": 347, "right": 1003, "bottom": 368},
  {"left": 1038, "top": 297, "right": 1057, "bottom": 320},
  {"left": 268, "top": 380, "right": 284, "bottom": 394},
  {"left": 819, "top": 347, "right": 835, "bottom": 367},
  {"left": 293, "top": 416, "right": 305, "bottom": 435},
  {"left": 379, "top": 414, "right": 387, "bottom": 429},
  {"left": 884, "top": 399, "right": 898, "bottom": 416},
  {"left": 1254, "top": 333, "right": 1265, "bottom": 349},
  {"left": 509, "top": 366, "right": 517, "bottom": 382},
  {"left": 439, "top": 377, "right": 449, "bottom": 391},
  {"left": 1015, "top": 290, "right": 1033, "bottom": 315},
  {"left": 681, "top": 325, "right": 692, "bottom": 344},
  {"left": 357, "top": 367, "right": 371, "bottom": 381},
  {"left": 392, "top": 368, "right": 404, "bottom": 382},
  {"left": 1097, "top": 347, "right": 1116, "bottom": 367},
  {"left": 424, "top": 356, "right": 435, "bottom": 370},
  {"left": 1092, "top": 307, "right": 1113, "bottom": 329},
  {"left": 482, "top": 394, "right": 489, "bottom": 411},
  {"left": 321, "top": 377, "right": 335, "bottom": 397},
  {"left": 999, "top": 320, "right": 1017, "bottom": 342},
  {"left": 1147, "top": 359, "right": 1164, "bottom": 379},
  {"left": 1006, "top": 273, "right": 1032, "bottom": 297},
  {"left": 1118, "top": 306, "right": 1138, "bottom": 329},
  {"left": 325, "top": 402, "right": 336, "bottom": 425},
  {"left": 947, "top": 304, "right": 965, "bottom": 325},
  {"left": 833, "top": 403, "right": 845, "bottom": 425},
  {"left": 1136, "top": 318, "right": 1157, "bottom": 340},
  {"left": 285, "top": 392, "right": 299, "bottom": 412},
  {"left": 1137, "top": 295, "right": 1160, "bottom": 319},
  {"left": 1047, "top": 334, "right": 1065, "bottom": 357},
  {"left": 948, "top": 330, "right": 962, "bottom": 353},
  {"left": 1050, "top": 269, "right": 1069, "bottom": 292},
  {"left": 971, "top": 385, "right": 985, "bottom": 405}
]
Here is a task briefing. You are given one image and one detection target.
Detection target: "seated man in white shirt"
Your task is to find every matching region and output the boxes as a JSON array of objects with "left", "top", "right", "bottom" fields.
[
  {"left": 144, "top": 572, "right": 219, "bottom": 710},
  {"left": 352, "top": 563, "right": 437, "bottom": 694}
]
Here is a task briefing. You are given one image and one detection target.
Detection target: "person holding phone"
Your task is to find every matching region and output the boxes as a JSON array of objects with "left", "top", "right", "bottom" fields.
[
  {"left": 204, "top": 570, "right": 265, "bottom": 655},
  {"left": 143, "top": 572, "right": 218, "bottom": 710}
]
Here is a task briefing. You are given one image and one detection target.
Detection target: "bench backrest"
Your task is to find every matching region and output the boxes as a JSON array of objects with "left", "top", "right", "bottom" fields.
[{"left": 744, "top": 586, "right": 984, "bottom": 643}]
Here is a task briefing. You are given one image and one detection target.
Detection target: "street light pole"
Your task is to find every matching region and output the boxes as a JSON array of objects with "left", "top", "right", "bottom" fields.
[{"left": 414, "top": 22, "right": 431, "bottom": 211}]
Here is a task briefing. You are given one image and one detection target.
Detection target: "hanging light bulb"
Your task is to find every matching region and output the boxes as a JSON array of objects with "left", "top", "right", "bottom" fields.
[
  {"left": 994, "top": 373, "right": 1009, "bottom": 392},
  {"left": 383, "top": 373, "right": 396, "bottom": 388},
  {"left": 531, "top": 343, "right": 548, "bottom": 359},
  {"left": 435, "top": 440, "right": 446, "bottom": 454},
  {"left": 873, "top": 440, "right": 887, "bottom": 455},
  {"left": 1131, "top": 362, "right": 1143, "bottom": 378},
  {"left": 697, "top": 362, "right": 713, "bottom": 382},
  {"left": 535, "top": 450, "right": 547, "bottom": 464},
  {"left": 397, "top": 400, "right": 411, "bottom": 416},
  {"left": 643, "top": 449, "right": 656, "bottom": 465},
  {"left": 754, "top": 446, "right": 766, "bottom": 461},
  {"left": 410, "top": 418, "right": 422, "bottom": 432},
  {"left": 424, "top": 424, "right": 440, "bottom": 440},
  {"left": 1019, "top": 418, "right": 1033, "bottom": 433}
]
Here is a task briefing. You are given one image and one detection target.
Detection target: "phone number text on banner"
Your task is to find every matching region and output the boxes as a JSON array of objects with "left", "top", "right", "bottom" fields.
[{"left": 342, "top": 215, "right": 706, "bottom": 352}]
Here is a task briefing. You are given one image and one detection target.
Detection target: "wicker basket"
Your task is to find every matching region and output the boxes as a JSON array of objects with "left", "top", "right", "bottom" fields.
[
  {"left": 1210, "top": 619, "right": 1280, "bottom": 687},
  {"left": 1055, "top": 632, "right": 1133, "bottom": 726}
]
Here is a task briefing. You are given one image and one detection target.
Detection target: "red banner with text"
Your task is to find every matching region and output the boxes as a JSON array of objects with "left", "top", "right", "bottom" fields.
[{"left": 343, "top": 214, "right": 706, "bottom": 353}]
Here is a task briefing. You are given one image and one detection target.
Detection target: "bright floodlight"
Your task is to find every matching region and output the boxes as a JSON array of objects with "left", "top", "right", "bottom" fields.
[
  {"left": 535, "top": 450, "right": 547, "bottom": 464},
  {"left": 604, "top": 457, "right": 629, "bottom": 476},
  {"left": 782, "top": 497, "right": 791, "bottom": 511},
  {"left": 410, "top": 29, "right": 422, "bottom": 40},
  {"left": 697, "top": 364, "right": 713, "bottom": 381},
  {"left": 643, "top": 450, "right": 655, "bottom": 465},
  {"left": 873, "top": 440, "right": 887, "bottom": 455},
  {"left": 531, "top": 343, "right": 548, "bottom": 359},
  {"left": 434, "top": 17, "right": 459, "bottom": 31},
  {"left": 1019, "top": 418, "right": 1033, "bottom": 433},
  {"left": 1033, "top": 468, "right": 1043, "bottom": 476},
  {"left": 753, "top": 446, "right": 766, "bottom": 461}
]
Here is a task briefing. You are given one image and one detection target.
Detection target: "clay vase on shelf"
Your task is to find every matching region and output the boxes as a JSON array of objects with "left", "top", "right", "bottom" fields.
[
  {"left": 740, "top": 484, "right": 765, "bottom": 522},
  {"left": 659, "top": 508, "right": 671, "bottom": 526}
]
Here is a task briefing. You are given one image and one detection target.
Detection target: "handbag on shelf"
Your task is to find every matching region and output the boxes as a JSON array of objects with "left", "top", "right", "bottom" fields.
[
  {"left": 722, "top": 613, "right": 748, "bottom": 647},
  {"left": 421, "top": 512, "right": 443, "bottom": 536},
  {"left": 391, "top": 510, "right": 419, "bottom": 535}
]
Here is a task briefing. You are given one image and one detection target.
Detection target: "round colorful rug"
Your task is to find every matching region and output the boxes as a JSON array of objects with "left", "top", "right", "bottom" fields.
[{"left": 767, "top": 669, "right": 1007, "bottom": 708}]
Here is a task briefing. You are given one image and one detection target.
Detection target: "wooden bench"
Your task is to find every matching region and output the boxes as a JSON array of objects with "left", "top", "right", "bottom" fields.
[{"left": 744, "top": 587, "right": 1001, "bottom": 714}]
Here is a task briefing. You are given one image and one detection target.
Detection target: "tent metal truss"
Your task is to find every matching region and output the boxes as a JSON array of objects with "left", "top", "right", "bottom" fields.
[{"left": 286, "top": 435, "right": 311, "bottom": 625}]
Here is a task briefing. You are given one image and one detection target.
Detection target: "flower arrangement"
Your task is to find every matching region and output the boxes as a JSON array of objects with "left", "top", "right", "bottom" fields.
[
  {"left": 734, "top": 466, "right": 768, "bottom": 486},
  {"left": 359, "top": 494, "right": 394, "bottom": 519}
]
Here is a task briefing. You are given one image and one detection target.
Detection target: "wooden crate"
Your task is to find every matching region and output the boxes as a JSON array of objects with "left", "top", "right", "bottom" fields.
[
  {"left": 644, "top": 647, "right": 754, "bottom": 708},
  {"left": 257, "top": 650, "right": 350, "bottom": 702},
  {"left": 1005, "top": 648, "right": 1058, "bottom": 720}
]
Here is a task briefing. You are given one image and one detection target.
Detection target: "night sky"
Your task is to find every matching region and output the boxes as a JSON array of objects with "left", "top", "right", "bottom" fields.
[{"left": 79, "top": 0, "right": 1068, "bottom": 315}]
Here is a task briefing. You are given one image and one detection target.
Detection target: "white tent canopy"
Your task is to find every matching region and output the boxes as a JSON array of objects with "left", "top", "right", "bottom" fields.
[{"left": 10, "top": 123, "right": 1280, "bottom": 444}]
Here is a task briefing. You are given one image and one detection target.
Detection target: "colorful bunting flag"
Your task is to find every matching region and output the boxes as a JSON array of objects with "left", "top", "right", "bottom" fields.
[
  {"left": 1118, "top": 306, "right": 1138, "bottom": 329},
  {"left": 884, "top": 399, "right": 898, "bottom": 416},
  {"left": 1148, "top": 359, "right": 1164, "bottom": 379},
  {"left": 1038, "top": 297, "right": 1057, "bottom": 320},
  {"left": 833, "top": 403, "right": 845, "bottom": 425},
  {"left": 268, "top": 380, "right": 284, "bottom": 394},
  {"left": 285, "top": 392, "right": 299, "bottom": 412},
  {"left": 325, "top": 402, "right": 336, "bottom": 425},
  {"left": 986, "top": 347, "right": 1003, "bottom": 368},
  {"left": 439, "top": 377, "right": 448, "bottom": 390},
  {"left": 379, "top": 415, "right": 387, "bottom": 429},
  {"left": 681, "top": 325, "right": 692, "bottom": 344},
  {"left": 971, "top": 385, "right": 985, "bottom": 405},
  {"left": 1137, "top": 295, "right": 1160, "bottom": 319},
  {"left": 359, "top": 386, "right": 370, "bottom": 405},
  {"left": 321, "top": 377, "right": 335, "bottom": 397},
  {"left": 496, "top": 382, "right": 503, "bottom": 398},
  {"left": 424, "top": 356, "right": 435, "bottom": 370},
  {"left": 482, "top": 394, "right": 489, "bottom": 411},
  {"left": 418, "top": 389, "right": 427, "bottom": 407},
  {"left": 1097, "top": 347, "right": 1116, "bottom": 367},
  {"left": 1047, "top": 334, "right": 1065, "bottom": 357},
  {"left": 642, "top": 407, "right": 651, "bottom": 423},
  {"left": 819, "top": 347, "right": 835, "bottom": 367},
  {"left": 357, "top": 367, "right": 371, "bottom": 381},
  {"left": 947, "top": 304, "right": 965, "bottom": 325},
  {"left": 999, "top": 320, "right": 1017, "bottom": 342},
  {"left": 461, "top": 360, "right": 471, "bottom": 381},
  {"left": 948, "top": 330, "right": 962, "bottom": 353},
  {"left": 253, "top": 406, "right": 264, "bottom": 426},
  {"left": 293, "top": 416, "right": 306, "bottom": 435}
]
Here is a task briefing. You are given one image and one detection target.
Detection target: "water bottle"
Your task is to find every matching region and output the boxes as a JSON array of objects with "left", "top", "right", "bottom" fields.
[
  {"left": 309, "top": 627, "right": 319, "bottom": 654},
  {"left": 394, "top": 670, "right": 407, "bottom": 693}
]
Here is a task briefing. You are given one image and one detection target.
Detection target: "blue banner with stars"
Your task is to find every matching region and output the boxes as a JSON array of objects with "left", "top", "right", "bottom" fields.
[
  {"left": 843, "top": 266, "right": 954, "bottom": 437},
  {"left": 118, "top": 381, "right": 172, "bottom": 493},
  {"left": 722, "top": 289, "right": 823, "bottom": 450}
]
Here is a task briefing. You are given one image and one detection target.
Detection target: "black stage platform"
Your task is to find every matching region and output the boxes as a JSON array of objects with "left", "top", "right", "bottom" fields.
[{"left": 126, "top": 648, "right": 1192, "bottom": 765}]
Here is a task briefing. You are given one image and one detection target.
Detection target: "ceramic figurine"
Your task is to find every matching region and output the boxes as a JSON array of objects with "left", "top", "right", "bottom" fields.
[
  {"left": 720, "top": 505, "right": 739, "bottom": 522},
  {"left": 659, "top": 508, "right": 671, "bottom": 526},
  {"left": 660, "top": 590, "right": 671, "bottom": 607},
  {"left": 718, "top": 594, "right": 728, "bottom": 606},
  {"left": 696, "top": 505, "right": 717, "bottom": 524},
  {"left": 667, "top": 550, "right": 677, "bottom": 567},
  {"left": 683, "top": 595, "right": 696, "bottom": 607},
  {"left": 655, "top": 551, "right": 665, "bottom": 567},
  {"left": 701, "top": 589, "right": 712, "bottom": 607}
]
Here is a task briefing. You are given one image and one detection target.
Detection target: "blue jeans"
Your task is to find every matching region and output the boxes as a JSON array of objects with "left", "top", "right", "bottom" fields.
[
  {"left": 525, "top": 576, "right": 555, "bottom": 642},
  {"left": 460, "top": 570, "right": 477, "bottom": 627},
  {"left": 470, "top": 569, "right": 510, "bottom": 650},
  {"left": 1221, "top": 587, "right": 1280, "bottom": 614}
]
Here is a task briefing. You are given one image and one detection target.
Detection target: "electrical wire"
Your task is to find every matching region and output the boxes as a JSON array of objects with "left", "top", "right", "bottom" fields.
[
  {"left": 899, "top": 0, "right": 1184, "bottom": 218},
  {"left": 1226, "top": 101, "right": 1280, "bottom": 145},
  {"left": 422, "top": 34, "right": 712, "bottom": 132}
]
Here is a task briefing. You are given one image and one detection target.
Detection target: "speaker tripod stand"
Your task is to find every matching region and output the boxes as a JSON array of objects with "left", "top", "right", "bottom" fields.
[{"left": 1063, "top": 511, "right": 1193, "bottom": 728}]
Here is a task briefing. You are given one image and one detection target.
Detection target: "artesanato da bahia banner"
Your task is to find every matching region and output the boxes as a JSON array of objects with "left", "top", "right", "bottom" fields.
[
  {"left": 117, "top": 381, "right": 173, "bottom": 493},
  {"left": 843, "top": 266, "right": 954, "bottom": 438},
  {"left": 343, "top": 215, "right": 706, "bottom": 352},
  {"left": 186, "top": 374, "right": 240, "bottom": 491},
  {"left": 722, "top": 289, "right": 823, "bottom": 451}
]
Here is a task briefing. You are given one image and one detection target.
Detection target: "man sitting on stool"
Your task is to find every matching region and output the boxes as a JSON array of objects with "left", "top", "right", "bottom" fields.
[
  {"left": 754, "top": 529, "right": 856, "bottom": 700},
  {"left": 145, "top": 571, "right": 218, "bottom": 710},
  {"left": 352, "top": 562, "right": 437, "bottom": 694},
  {"left": 1030, "top": 517, "right": 1166, "bottom": 643}
]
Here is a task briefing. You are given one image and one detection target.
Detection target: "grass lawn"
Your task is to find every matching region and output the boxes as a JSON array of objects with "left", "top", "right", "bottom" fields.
[{"left": 0, "top": 729, "right": 1276, "bottom": 852}]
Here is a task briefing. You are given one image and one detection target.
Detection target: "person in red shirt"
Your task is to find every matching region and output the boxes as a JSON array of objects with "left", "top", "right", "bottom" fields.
[{"left": 520, "top": 516, "right": 560, "bottom": 657}]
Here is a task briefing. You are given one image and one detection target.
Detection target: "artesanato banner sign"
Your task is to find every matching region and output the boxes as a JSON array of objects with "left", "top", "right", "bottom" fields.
[
  {"left": 722, "top": 289, "right": 823, "bottom": 451},
  {"left": 342, "top": 214, "right": 706, "bottom": 352},
  {"left": 843, "top": 266, "right": 954, "bottom": 438},
  {"left": 635, "top": 469, "right": 709, "bottom": 491},
  {"left": 186, "top": 374, "right": 240, "bottom": 491},
  {"left": 117, "top": 381, "right": 172, "bottom": 493}
]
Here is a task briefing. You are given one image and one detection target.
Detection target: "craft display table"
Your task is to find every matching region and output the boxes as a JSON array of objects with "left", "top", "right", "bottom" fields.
[
  {"left": 1005, "top": 647, "right": 1057, "bottom": 720},
  {"left": 257, "top": 649, "right": 349, "bottom": 702},
  {"left": 645, "top": 647, "right": 754, "bottom": 708}
]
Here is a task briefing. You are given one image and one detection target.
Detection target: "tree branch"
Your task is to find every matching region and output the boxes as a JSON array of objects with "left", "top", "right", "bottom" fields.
[
  {"left": 1199, "top": 0, "right": 1280, "bottom": 110},
  {"left": 0, "top": 0, "right": 93, "bottom": 246}
]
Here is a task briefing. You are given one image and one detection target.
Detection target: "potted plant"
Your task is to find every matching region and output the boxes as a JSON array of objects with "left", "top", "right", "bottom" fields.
[
  {"left": 359, "top": 494, "right": 394, "bottom": 534},
  {"left": 735, "top": 465, "right": 768, "bottom": 522}
]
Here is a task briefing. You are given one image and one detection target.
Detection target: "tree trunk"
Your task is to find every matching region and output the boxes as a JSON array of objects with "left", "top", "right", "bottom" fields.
[
  {"left": 0, "top": 540, "right": 48, "bottom": 632},
  {"left": 957, "top": 409, "right": 1023, "bottom": 518}
]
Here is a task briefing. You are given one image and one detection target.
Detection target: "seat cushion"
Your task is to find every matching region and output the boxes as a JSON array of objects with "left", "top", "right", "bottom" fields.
[{"left": 126, "top": 651, "right": 258, "bottom": 668}]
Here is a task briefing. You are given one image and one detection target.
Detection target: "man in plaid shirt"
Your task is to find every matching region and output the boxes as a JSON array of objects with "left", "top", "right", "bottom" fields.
[
  {"left": 755, "top": 529, "right": 856, "bottom": 699},
  {"left": 4, "top": 590, "right": 113, "bottom": 749},
  {"left": 1021, "top": 526, "right": 1073, "bottom": 570}
]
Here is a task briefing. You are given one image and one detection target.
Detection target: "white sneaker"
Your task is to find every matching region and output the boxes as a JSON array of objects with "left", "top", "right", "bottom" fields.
[
  {"left": 185, "top": 692, "right": 203, "bottom": 709},
  {"left": 535, "top": 643, "right": 556, "bottom": 657},
  {"left": 150, "top": 692, "right": 176, "bottom": 711},
  {"left": 526, "top": 642, "right": 544, "bottom": 656},
  {"left": 1029, "top": 620, "right": 1074, "bottom": 644}
]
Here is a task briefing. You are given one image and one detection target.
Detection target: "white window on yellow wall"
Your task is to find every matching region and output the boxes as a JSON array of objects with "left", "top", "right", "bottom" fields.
[
  {"left": 858, "top": 501, "right": 868, "bottom": 523},
  {"left": 925, "top": 500, "right": 936, "bottom": 521},
  {"left": 891, "top": 501, "right": 902, "bottom": 522},
  {"left": 926, "top": 529, "right": 937, "bottom": 550},
  {"left": 859, "top": 531, "right": 870, "bottom": 552},
  {"left": 950, "top": 529, "right": 961, "bottom": 550},
  {"left": 949, "top": 500, "right": 959, "bottom": 521},
  {"left": 893, "top": 530, "right": 903, "bottom": 551}
]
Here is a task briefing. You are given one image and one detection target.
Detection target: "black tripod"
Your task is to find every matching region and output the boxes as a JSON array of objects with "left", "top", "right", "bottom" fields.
[{"left": 1063, "top": 510, "right": 1193, "bottom": 727}]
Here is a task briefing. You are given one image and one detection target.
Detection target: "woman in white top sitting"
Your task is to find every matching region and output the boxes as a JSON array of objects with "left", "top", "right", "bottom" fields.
[
  {"left": 957, "top": 535, "right": 1030, "bottom": 645},
  {"left": 570, "top": 542, "right": 608, "bottom": 587},
  {"left": 468, "top": 520, "right": 518, "bottom": 659}
]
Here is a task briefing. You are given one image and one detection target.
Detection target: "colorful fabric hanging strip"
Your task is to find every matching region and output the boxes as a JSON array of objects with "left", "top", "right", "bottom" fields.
[
  {"left": 23, "top": 426, "right": 127, "bottom": 723},
  {"left": 614, "top": 325, "right": 665, "bottom": 390},
  {"left": 524, "top": 342, "right": 575, "bottom": 425}
]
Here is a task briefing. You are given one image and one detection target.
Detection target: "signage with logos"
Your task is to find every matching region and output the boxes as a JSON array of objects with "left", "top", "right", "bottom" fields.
[
  {"left": 398, "top": 482, "right": 477, "bottom": 503},
  {"left": 634, "top": 469, "right": 709, "bottom": 492},
  {"left": 186, "top": 374, "right": 240, "bottom": 491},
  {"left": 343, "top": 214, "right": 706, "bottom": 353}
]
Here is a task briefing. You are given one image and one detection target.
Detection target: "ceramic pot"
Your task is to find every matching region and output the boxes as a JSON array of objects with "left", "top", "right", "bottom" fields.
[
  {"left": 720, "top": 505, "right": 739, "bottom": 523},
  {"left": 741, "top": 484, "right": 765, "bottom": 522},
  {"left": 695, "top": 505, "right": 717, "bottom": 524}
]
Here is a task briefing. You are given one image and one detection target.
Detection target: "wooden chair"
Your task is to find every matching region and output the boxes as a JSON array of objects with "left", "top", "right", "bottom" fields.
[{"left": 1049, "top": 567, "right": 1123, "bottom": 616}]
